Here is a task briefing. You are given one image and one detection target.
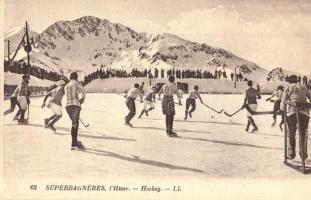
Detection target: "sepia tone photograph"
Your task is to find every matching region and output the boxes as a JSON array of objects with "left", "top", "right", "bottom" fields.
[{"left": 1, "top": 0, "right": 311, "bottom": 199}]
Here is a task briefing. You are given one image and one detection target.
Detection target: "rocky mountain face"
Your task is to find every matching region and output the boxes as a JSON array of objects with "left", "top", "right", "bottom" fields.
[
  {"left": 4, "top": 16, "right": 267, "bottom": 80},
  {"left": 267, "top": 67, "right": 300, "bottom": 81}
]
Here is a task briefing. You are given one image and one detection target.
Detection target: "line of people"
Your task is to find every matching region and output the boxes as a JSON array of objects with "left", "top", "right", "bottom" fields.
[
  {"left": 4, "top": 73, "right": 311, "bottom": 161},
  {"left": 82, "top": 67, "right": 245, "bottom": 86},
  {"left": 4, "top": 60, "right": 60, "bottom": 82}
]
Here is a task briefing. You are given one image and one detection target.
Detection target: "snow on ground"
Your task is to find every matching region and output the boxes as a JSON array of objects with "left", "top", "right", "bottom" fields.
[{"left": 3, "top": 94, "right": 311, "bottom": 181}]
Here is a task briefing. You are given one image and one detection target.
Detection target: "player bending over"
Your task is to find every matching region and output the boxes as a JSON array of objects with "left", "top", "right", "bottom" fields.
[
  {"left": 138, "top": 86, "right": 156, "bottom": 118},
  {"left": 125, "top": 83, "right": 143, "bottom": 127},
  {"left": 184, "top": 85, "right": 204, "bottom": 120},
  {"left": 41, "top": 80, "right": 66, "bottom": 132}
]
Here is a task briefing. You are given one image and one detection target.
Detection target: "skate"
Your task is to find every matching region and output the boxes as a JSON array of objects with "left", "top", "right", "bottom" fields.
[
  {"left": 70, "top": 146, "right": 78, "bottom": 150},
  {"left": 18, "top": 119, "right": 28, "bottom": 125},
  {"left": 77, "top": 142, "right": 86, "bottom": 150},
  {"left": 167, "top": 131, "right": 178, "bottom": 137},
  {"left": 13, "top": 115, "right": 19, "bottom": 121},
  {"left": 170, "top": 131, "right": 178, "bottom": 137},
  {"left": 48, "top": 124, "right": 56, "bottom": 132},
  {"left": 71, "top": 141, "right": 85, "bottom": 150},
  {"left": 250, "top": 128, "right": 258, "bottom": 133},
  {"left": 125, "top": 122, "right": 133, "bottom": 128},
  {"left": 271, "top": 121, "right": 276, "bottom": 127}
]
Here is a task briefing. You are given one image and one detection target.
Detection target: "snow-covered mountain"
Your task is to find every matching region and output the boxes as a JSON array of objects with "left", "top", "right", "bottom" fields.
[
  {"left": 5, "top": 16, "right": 268, "bottom": 80},
  {"left": 267, "top": 67, "right": 301, "bottom": 81}
]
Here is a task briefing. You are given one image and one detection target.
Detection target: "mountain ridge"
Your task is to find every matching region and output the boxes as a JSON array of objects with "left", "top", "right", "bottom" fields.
[{"left": 5, "top": 15, "right": 270, "bottom": 80}]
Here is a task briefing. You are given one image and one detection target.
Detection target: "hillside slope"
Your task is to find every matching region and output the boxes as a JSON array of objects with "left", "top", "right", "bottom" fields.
[{"left": 5, "top": 16, "right": 267, "bottom": 81}]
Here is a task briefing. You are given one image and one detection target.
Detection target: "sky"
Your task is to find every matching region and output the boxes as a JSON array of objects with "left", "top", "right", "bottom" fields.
[{"left": 4, "top": 0, "right": 311, "bottom": 74}]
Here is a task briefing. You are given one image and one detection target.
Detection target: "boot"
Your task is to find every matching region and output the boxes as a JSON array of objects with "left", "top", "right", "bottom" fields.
[
  {"left": 249, "top": 117, "right": 258, "bottom": 133},
  {"left": 184, "top": 111, "right": 188, "bottom": 120}
]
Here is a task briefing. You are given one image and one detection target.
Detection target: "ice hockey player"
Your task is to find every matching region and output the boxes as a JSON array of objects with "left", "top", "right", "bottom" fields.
[
  {"left": 158, "top": 76, "right": 182, "bottom": 137},
  {"left": 139, "top": 82, "right": 145, "bottom": 103},
  {"left": 280, "top": 75, "right": 311, "bottom": 160},
  {"left": 266, "top": 85, "right": 284, "bottom": 130},
  {"left": 125, "top": 83, "right": 142, "bottom": 127},
  {"left": 15, "top": 74, "right": 31, "bottom": 124},
  {"left": 138, "top": 86, "right": 156, "bottom": 118},
  {"left": 184, "top": 85, "right": 204, "bottom": 120},
  {"left": 41, "top": 80, "right": 66, "bottom": 132},
  {"left": 4, "top": 84, "right": 21, "bottom": 120},
  {"left": 242, "top": 80, "right": 260, "bottom": 133},
  {"left": 65, "top": 72, "right": 86, "bottom": 150}
]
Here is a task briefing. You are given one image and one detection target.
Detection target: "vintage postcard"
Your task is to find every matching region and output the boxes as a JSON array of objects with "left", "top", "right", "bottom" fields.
[{"left": 1, "top": 0, "right": 311, "bottom": 199}]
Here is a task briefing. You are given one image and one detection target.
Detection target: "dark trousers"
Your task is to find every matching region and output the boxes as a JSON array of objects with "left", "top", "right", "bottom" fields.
[
  {"left": 66, "top": 105, "right": 81, "bottom": 146},
  {"left": 4, "top": 97, "right": 20, "bottom": 115},
  {"left": 186, "top": 98, "right": 196, "bottom": 113},
  {"left": 287, "top": 113, "right": 309, "bottom": 157},
  {"left": 125, "top": 98, "right": 136, "bottom": 123},
  {"left": 165, "top": 115, "right": 174, "bottom": 133}
]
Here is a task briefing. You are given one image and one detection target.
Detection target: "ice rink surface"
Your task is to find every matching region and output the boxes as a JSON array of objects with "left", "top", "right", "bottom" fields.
[{"left": 3, "top": 94, "right": 311, "bottom": 180}]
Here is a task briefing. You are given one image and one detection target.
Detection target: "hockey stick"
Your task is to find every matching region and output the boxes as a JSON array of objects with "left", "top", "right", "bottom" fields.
[
  {"left": 283, "top": 105, "right": 288, "bottom": 163},
  {"left": 224, "top": 107, "right": 244, "bottom": 117},
  {"left": 244, "top": 104, "right": 275, "bottom": 115},
  {"left": 202, "top": 103, "right": 223, "bottom": 114},
  {"left": 79, "top": 118, "right": 89, "bottom": 127}
]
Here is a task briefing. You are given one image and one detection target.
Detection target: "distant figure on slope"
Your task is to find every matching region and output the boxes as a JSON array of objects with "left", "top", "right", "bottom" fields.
[
  {"left": 184, "top": 85, "right": 203, "bottom": 120},
  {"left": 266, "top": 85, "right": 284, "bottom": 130},
  {"left": 280, "top": 75, "right": 311, "bottom": 160},
  {"left": 125, "top": 83, "right": 143, "bottom": 127},
  {"left": 4, "top": 84, "right": 21, "bottom": 120},
  {"left": 158, "top": 75, "right": 182, "bottom": 137},
  {"left": 41, "top": 80, "right": 66, "bottom": 132},
  {"left": 15, "top": 75, "right": 31, "bottom": 124},
  {"left": 242, "top": 80, "right": 260, "bottom": 133},
  {"left": 65, "top": 72, "right": 86, "bottom": 150},
  {"left": 138, "top": 86, "right": 156, "bottom": 118}
]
